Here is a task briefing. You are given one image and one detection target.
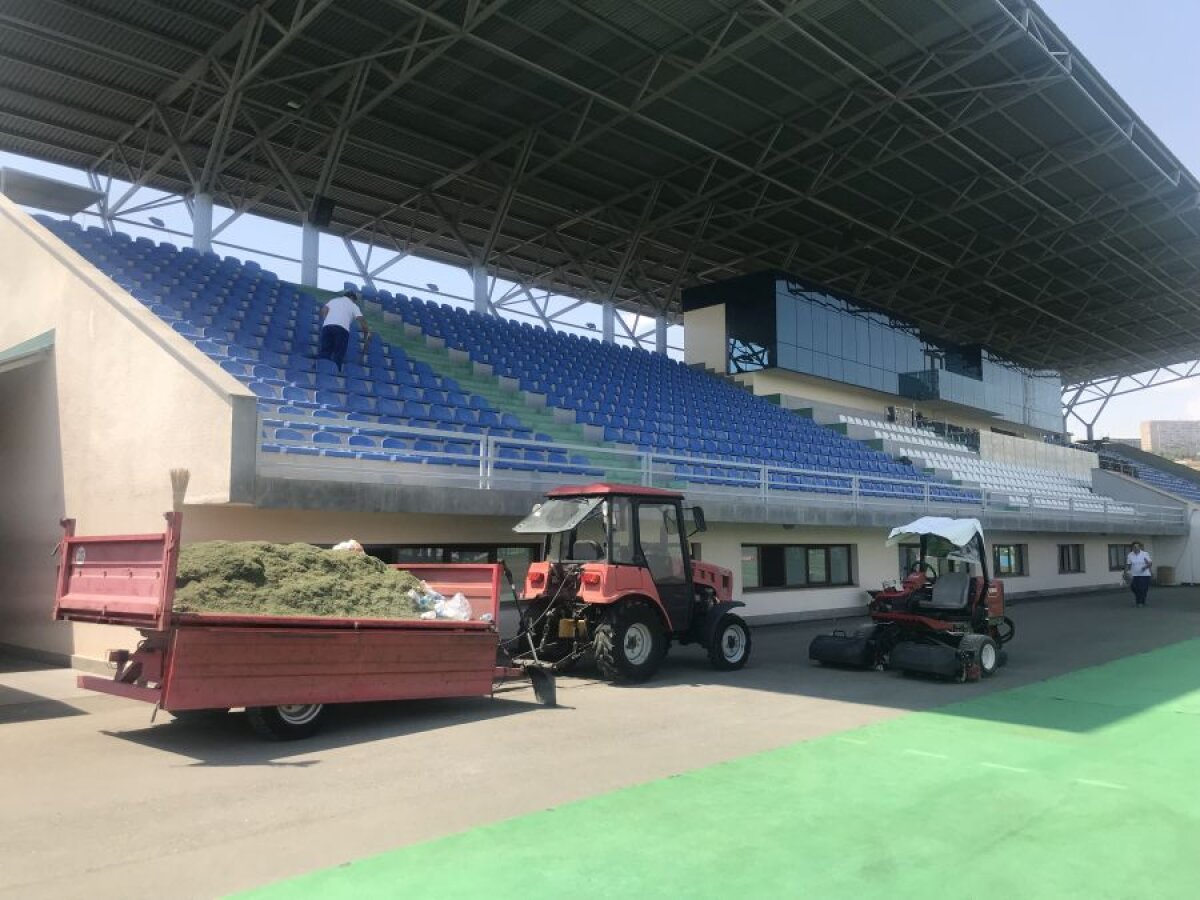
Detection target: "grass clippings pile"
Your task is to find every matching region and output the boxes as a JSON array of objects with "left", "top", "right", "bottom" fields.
[{"left": 175, "top": 541, "right": 423, "bottom": 619}]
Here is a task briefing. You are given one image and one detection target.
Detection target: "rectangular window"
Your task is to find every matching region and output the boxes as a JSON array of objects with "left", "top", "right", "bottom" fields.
[
  {"left": 992, "top": 544, "right": 1028, "bottom": 577},
  {"left": 1108, "top": 544, "right": 1133, "bottom": 571},
  {"left": 741, "top": 547, "right": 760, "bottom": 589},
  {"left": 741, "top": 544, "right": 854, "bottom": 590},
  {"left": 1057, "top": 544, "right": 1085, "bottom": 574}
]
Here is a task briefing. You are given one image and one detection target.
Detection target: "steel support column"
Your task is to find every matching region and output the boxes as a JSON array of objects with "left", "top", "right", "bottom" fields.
[
  {"left": 301, "top": 221, "right": 320, "bottom": 288},
  {"left": 602, "top": 302, "right": 615, "bottom": 344},
  {"left": 655, "top": 316, "right": 668, "bottom": 355},
  {"left": 193, "top": 192, "right": 213, "bottom": 253},
  {"left": 472, "top": 266, "right": 490, "bottom": 315}
]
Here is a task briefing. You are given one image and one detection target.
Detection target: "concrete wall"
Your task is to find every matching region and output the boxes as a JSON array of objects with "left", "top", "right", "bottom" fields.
[
  {"left": 0, "top": 357, "right": 70, "bottom": 659},
  {"left": 1154, "top": 508, "right": 1200, "bottom": 585},
  {"left": 183, "top": 505, "right": 524, "bottom": 545},
  {"left": 682, "top": 303, "right": 726, "bottom": 370},
  {"left": 0, "top": 198, "right": 256, "bottom": 664},
  {"left": 694, "top": 521, "right": 1148, "bottom": 623},
  {"left": 740, "top": 369, "right": 901, "bottom": 415},
  {"left": 978, "top": 432, "right": 1096, "bottom": 478},
  {"left": 1090, "top": 470, "right": 1189, "bottom": 513}
]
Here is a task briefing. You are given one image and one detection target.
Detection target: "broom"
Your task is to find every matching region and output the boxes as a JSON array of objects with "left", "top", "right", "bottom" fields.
[
  {"left": 170, "top": 467, "right": 191, "bottom": 512},
  {"left": 151, "top": 467, "right": 190, "bottom": 724}
]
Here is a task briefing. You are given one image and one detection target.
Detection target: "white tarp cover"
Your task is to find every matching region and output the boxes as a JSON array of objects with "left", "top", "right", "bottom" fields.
[{"left": 886, "top": 516, "right": 985, "bottom": 564}]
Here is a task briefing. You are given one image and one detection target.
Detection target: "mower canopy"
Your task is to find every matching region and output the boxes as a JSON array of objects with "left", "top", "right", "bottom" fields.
[{"left": 886, "top": 517, "right": 985, "bottom": 565}]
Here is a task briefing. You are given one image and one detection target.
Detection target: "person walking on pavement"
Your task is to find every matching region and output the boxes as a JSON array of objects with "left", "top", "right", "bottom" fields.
[
  {"left": 1125, "top": 541, "right": 1153, "bottom": 607},
  {"left": 317, "top": 289, "right": 370, "bottom": 371}
]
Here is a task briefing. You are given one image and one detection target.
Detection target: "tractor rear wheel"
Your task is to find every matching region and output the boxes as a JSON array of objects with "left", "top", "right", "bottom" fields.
[
  {"left": 594, "top": 599, "right": 666, "bottom": 683},
  {"left": 707, "top": 613, "right": 752, "bottom": 671}
]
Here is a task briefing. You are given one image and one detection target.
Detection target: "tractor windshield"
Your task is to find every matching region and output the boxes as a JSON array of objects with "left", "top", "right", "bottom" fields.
[{"left": 513, "top": 497, "right": 604, "bottom": 534}]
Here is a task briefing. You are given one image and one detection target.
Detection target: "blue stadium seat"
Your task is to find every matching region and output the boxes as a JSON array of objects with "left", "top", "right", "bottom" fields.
[{"left": 48, "top": 220, "right": 1004, "bottom": 500}]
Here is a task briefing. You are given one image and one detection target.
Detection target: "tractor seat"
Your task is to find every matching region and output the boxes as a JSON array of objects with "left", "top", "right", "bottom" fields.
[
  {"left": 572, "top": 540, "right": 604, "bottom": 561},
  {"left": 916, "top": 570, "right": 971, "bottom": 611}
]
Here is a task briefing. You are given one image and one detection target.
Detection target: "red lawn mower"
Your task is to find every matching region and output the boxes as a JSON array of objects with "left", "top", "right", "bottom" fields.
[{"left": 809, "top": 517, "right": 1015, "bottom": 682}]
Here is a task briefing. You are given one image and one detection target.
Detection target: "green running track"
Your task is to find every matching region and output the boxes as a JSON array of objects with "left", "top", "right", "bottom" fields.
[{"left": 243, "top": 641, "right": 1200, "bottom": 899}]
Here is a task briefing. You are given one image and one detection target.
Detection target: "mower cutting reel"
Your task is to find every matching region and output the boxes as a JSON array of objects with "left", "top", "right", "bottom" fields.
[{"left": 809, "top": 517, "right": 1014, "bottom": 683}]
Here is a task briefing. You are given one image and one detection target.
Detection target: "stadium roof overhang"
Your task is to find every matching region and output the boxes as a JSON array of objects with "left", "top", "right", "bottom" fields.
[{"left": 1, "top": 0, "right": 1198, "bottom": 385}]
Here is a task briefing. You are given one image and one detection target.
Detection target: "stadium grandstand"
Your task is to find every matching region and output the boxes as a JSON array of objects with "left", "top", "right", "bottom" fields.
[{"left": 2, "top": 0, "right": 1200, "bottom": 668}]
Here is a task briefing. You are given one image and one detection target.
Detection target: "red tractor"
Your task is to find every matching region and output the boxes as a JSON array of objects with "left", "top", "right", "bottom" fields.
[
  {"left": 509, "top": 484, "right": 751, "bottom": 682},
  {"left": 809, "top": 517, "right": 1015, "bottom": 682}
]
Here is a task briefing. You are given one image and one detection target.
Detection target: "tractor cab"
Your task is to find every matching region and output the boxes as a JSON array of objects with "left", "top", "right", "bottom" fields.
[{"left": 510, "top": 484, "right": 748, "bottom": 682}]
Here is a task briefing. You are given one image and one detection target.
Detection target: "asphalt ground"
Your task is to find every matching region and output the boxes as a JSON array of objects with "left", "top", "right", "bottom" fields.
[{"left": 1, "top": 586, "right": 1198, "bottom": 899}]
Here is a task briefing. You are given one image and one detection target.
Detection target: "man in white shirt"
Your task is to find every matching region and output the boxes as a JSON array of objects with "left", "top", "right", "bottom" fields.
[
  {"left": 1125, "top": 541, "right": 1153, "bottom": 607},
  {"left": 318, "top": 289, "right": 370, "bottom": 370}
]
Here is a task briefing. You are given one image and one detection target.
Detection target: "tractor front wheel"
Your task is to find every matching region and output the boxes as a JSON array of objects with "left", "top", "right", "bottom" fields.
[
  {"left": 707, "top": 613, "right": 752, "bottom": 671},
  {"left": 594, "top": 600, "right": 666, "bottom": 683}
]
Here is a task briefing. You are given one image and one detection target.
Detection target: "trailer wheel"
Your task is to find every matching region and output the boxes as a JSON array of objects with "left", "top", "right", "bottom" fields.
[
  {"left": 707, "top": 613, "right": 752, "bottom": 671},
  {"left": 594, "top": 599, "right": 665, "bottom": 683},
  {"left": 246, "top": 703, "right": 326, "bottom": 740}
]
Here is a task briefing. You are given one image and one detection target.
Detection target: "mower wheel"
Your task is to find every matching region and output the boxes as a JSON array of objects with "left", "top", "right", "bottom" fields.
[
  {"left": 594, "top": 599, "right": 666, "bottom": 683},
  {"left": 707, "top": 613, "right": 752, "bottom": 671},
  {"left": 245, "top": 703, "right": 326, "bottom": 740},
  {"left": 959, "top": 634, "right": 1000, "bottom": 678}
]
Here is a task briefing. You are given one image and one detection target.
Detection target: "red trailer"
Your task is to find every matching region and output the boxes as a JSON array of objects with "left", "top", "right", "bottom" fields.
[{"left": 54, "top": 511, "right": 554, "bottom": 739}]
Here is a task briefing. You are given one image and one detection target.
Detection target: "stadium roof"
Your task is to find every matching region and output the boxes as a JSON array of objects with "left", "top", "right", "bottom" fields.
[{"left": 2, "top": 0, "right": 1199, "bottom": 383}]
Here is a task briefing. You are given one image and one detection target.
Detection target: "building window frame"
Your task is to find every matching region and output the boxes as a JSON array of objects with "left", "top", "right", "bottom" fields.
[
  {"left": 992, "top": 543, "right": 1028, "bottom": 577},
  {"left": 741, "top": 543, "right": 855, "bottom": 591},
  {"left": 1057, "top": 543, "right": 1085, "bottom": 574},
  {"left": 1107, "top": 543, "right": 1134, "bottom": 572}
]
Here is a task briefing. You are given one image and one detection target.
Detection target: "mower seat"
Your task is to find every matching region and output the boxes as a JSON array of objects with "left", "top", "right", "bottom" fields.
[{"left": 916, "top": 571, "right": 971, "bottom": 611}]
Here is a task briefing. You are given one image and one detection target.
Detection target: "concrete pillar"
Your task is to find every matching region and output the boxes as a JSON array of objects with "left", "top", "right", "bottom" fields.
[
  {"left": 602, "top": 301, "right": 615, "bottom": 344},
  {"left": 472, "top": 266, "right": 489, "bottom": 315},
  {"left": 193, "top": 192, "right": 213, "bottom": 253},
  {"left": 655, "top": 316, "right": 668, "bottom": 355},
  {"left": 301, "top": 221, "right": 320, "bottom": 288}
]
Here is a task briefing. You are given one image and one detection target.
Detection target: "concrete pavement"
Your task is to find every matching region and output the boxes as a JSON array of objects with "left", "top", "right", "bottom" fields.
[{"left": 1, "top": 587, "right": 1197, "bottom": 899}]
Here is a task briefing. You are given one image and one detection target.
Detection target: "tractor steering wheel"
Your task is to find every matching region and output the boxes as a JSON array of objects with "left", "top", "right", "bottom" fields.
[{"left": 909, "top": 560, "right": 938, "bottom": 583}]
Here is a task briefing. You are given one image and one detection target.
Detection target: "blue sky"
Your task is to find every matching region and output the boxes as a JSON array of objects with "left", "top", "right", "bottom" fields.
[
  {"left": 1038, "top": 0, "right": 1200, "bottom": 435},
  {"left": 3, "top": 1, "right": 1197, "bottom": 439}
]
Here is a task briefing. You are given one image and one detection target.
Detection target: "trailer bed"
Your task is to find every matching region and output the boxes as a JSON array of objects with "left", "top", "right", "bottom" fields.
[{"left": 55, "top": 514, "right": 533, "bottom": 719}]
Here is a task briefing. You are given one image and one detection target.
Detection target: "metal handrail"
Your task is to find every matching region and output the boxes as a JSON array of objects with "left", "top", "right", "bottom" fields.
[{"left": 256, "top": 411, "right": 1189, "bottom": 525}]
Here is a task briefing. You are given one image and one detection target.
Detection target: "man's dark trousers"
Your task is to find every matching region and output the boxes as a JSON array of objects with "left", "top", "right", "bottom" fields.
[
  {"left": 318, "top": 325, "right": 350, "bottom": 369},
  {"left": 1131, "top": 575, "right": 1151, "bottom": 606}
]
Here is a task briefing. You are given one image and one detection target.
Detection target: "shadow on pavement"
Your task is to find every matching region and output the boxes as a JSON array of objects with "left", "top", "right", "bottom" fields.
[
  {"left": 101, "top": 694, "right": 551, "bottom": 765},
  {"left": 0, "top": 685, "right": 87, "bottom": 725},
  {"left": 554, "top": 586, "right": 1200, "bottom": 733}
]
